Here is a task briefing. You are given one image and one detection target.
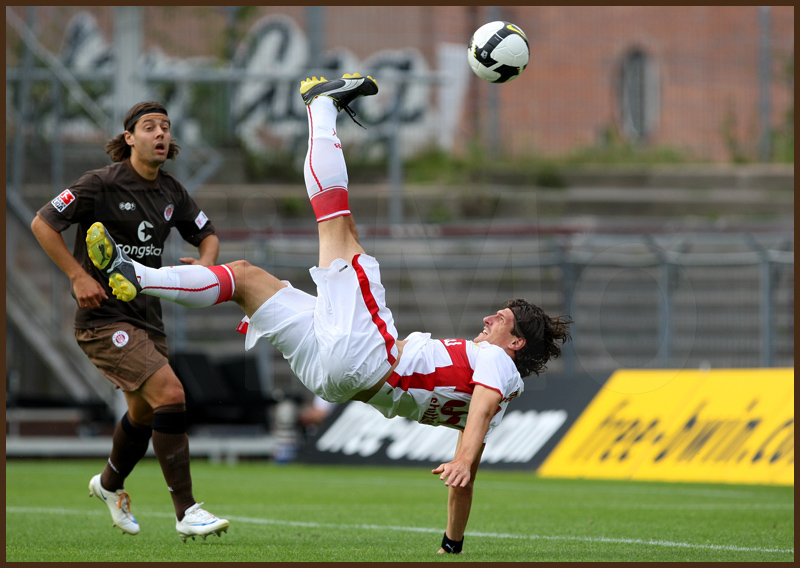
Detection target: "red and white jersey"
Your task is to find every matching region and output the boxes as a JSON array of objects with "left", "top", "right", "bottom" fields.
[{"left": 366, "top": 332, "right": 524, "bottom": 441}]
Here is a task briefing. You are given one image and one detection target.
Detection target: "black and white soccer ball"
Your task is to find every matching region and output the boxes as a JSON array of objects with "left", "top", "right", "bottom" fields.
[{"left": 467, "top": 21, "right": 529, "bottom": 83}]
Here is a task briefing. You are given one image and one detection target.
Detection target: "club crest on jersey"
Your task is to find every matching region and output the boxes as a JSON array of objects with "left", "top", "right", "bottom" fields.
[
  {"left": 111, "top": 330, "right": 130, "bottom": 348},
  {"left": 194, "top": 210, "right": 208, "bottom": 229},
  {"left": 51, "top": 189, "right": 75, "bottom": 212},
  {"left": 164, "top": 204, "right": 174, "bottom": 221}
]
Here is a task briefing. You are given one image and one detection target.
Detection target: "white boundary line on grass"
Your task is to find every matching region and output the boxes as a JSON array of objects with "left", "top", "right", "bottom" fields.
[{"left": 7, "top": 507, "right": 794, "bottom": 555}]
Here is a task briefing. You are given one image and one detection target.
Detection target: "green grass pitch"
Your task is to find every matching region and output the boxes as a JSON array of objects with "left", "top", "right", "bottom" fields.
[{"left": 6, "top": 459, "right": 794, "bottom": 562}]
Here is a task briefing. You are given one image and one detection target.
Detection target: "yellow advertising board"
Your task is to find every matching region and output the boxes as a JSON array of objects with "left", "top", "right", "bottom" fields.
[{"left": 538, "top": 368, "right": 794, "bottom": 485}]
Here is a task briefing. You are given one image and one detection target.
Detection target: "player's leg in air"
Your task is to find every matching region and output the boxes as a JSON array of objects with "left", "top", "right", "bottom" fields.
[
  {"left": 86, "top": 74, "right": 380, "bottom": 317},
  {"left": 298, "top": 73, "right": 378, "bottom": 266}
]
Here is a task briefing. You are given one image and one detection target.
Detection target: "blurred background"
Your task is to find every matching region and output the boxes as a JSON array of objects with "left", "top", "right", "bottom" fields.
[{"left": 6, "top": 6, "right": 794, "bottom": 463}]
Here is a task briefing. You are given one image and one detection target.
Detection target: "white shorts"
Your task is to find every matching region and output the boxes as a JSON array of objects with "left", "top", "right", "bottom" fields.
[{"left": 244, "top": 254, "right": 399, "bottom": 403}]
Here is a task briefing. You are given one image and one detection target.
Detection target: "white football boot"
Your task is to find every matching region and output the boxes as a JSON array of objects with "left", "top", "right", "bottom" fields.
[
  {"left": 88, "top": 474, "right": 140, "bottom": 535},
  {"left": 175, "top": 502, "right": 230, "bottom": 542}
]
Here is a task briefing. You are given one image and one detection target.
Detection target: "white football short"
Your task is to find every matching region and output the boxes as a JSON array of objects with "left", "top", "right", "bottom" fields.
[{"left": 244, "top": 254, "right": 399, "bottom": 403}]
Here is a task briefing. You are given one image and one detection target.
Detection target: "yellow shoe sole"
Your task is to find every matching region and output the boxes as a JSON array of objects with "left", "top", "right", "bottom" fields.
[
  {"left": 109, "top": 273, "right": 138, "bottom": 302},
  {"left": 86, "top": 222, "right": 113, "bottom": 270},
  {"left": 86, "top": 221, "right": 139, "bottom": 301},
  {"left": 300, "top": 75, "right": 329, "bottom": 95}
]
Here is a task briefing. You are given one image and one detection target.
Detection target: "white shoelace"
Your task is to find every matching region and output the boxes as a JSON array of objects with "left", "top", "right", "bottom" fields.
[{"left": 185, "top": 503, "right": 217, "bottom": 523}]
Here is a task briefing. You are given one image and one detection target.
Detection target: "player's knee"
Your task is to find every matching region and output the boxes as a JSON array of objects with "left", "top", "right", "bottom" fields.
[
  {"left": 145, "top": 369, "right": 186, "bottom": 406},
  {"left": 227, "top": 260, "right": 266, "bottom": 286},
  {"left": 227, "top": 259, "right": 285, "bottom": 305},
  {"left": 161, "top": 382, "right": 185, "bottom": 405},
  {"left": 227, "top": 259, "right": 254, "bottom": 274},
  {"left": 127, "top": 406, "right": 154, "bottom": 426},
  {"left": 226, "top": 259, "right": 249, "bottom": 274}
]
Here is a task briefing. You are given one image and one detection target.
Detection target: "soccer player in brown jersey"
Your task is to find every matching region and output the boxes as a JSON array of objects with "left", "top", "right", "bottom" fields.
[{"left": 31, "top": 101, "right": 229, "bottom": 541}]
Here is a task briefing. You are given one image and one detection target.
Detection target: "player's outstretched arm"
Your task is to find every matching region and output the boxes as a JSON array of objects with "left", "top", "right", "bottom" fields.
[
  {"left": 31, "top": 214, "right": 108, "bottom": 309},
  {"left": 432, "top": 385, "right": 501, "bottom": 553}
]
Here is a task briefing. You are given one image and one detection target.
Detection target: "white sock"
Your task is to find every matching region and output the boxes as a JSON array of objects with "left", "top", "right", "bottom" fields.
[
  {"left": 304, "top": 97, "right": 350, "bottom": 222},
  {"left": 133, "top": 262, "right": 235, "bottom": 307}
]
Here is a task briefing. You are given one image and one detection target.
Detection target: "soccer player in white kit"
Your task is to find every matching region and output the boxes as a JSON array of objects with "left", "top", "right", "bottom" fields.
[{"left": 85, "top": 73, "right": 572, "bottom": 554}]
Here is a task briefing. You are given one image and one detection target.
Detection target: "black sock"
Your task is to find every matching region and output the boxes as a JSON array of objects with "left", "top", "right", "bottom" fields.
[
  {"left": 101, "top": 412, "right": 152, "bottom": 492},
  {"left": 152, "top": 403, "right": 195, "bottom": 520}
]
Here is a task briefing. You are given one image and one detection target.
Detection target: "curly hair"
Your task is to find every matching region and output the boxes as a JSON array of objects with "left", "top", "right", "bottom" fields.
[
  {"left": 103, "top": 101, "right": 180, "bottom": 162},
  {"left": 503, "top": 298, "right": 573, "bottom": 378}
]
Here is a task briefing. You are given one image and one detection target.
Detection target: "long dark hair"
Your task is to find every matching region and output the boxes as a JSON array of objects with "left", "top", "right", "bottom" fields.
[
  {"left": 103, "top": 101, "right": 180, "bottom": 162},
  {"left": 503, "top": 298, "right": 572, "bottom": 377}
]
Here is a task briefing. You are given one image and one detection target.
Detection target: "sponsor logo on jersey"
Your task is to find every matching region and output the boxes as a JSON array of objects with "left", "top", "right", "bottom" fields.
[
  {"left": 420, "top": 397, "right": 470, "bottom": 427},
  {"left": 119, "top": 202, "right": 137, "bottom": 211},
  {"left": 194, "top": 210, "right": 208, "bottom": 230},
  {"left": 420, "top": 396, "right": 442, "bottom": 425},
  {"left": 164, "top": 204, "right": 174, "bottom": 221},
  {"left": 137, "top": 220, "right": 153, "bottom": 242},
  {"left": 111, "top": 330, "right": 130, "bottom": 347},
  {"left": 120, "top": 243, "right": 163, "bottom": 259},
  {"left": 51, "top": 189, "right": 75, "bottom": 212}
]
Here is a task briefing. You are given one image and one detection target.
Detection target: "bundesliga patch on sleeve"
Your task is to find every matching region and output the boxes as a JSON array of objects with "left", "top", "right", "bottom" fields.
[
  {"left": 194, "top": 210, "right": 208, "bottom": 230},
  {"left": 51, "top": 189, "right": 76, "bottom": 212}
]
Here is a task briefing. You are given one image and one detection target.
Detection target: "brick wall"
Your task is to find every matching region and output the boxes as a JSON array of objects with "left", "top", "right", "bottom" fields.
[{"left": 7, "top": 6, "right": 794, "bottom": 161}]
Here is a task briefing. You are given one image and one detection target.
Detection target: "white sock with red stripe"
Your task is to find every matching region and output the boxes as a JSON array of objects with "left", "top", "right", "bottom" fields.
[
  {"left": 304, "top": 96, "right": 350, "bottom": 222},
  {"left": 134, "top": 262, "right": 234, "bottom": 307}
]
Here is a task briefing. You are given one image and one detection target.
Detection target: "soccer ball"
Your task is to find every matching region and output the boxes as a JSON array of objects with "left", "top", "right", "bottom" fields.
[{"left": 467, "top": 21, "right": 529, "bottom": 83}]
